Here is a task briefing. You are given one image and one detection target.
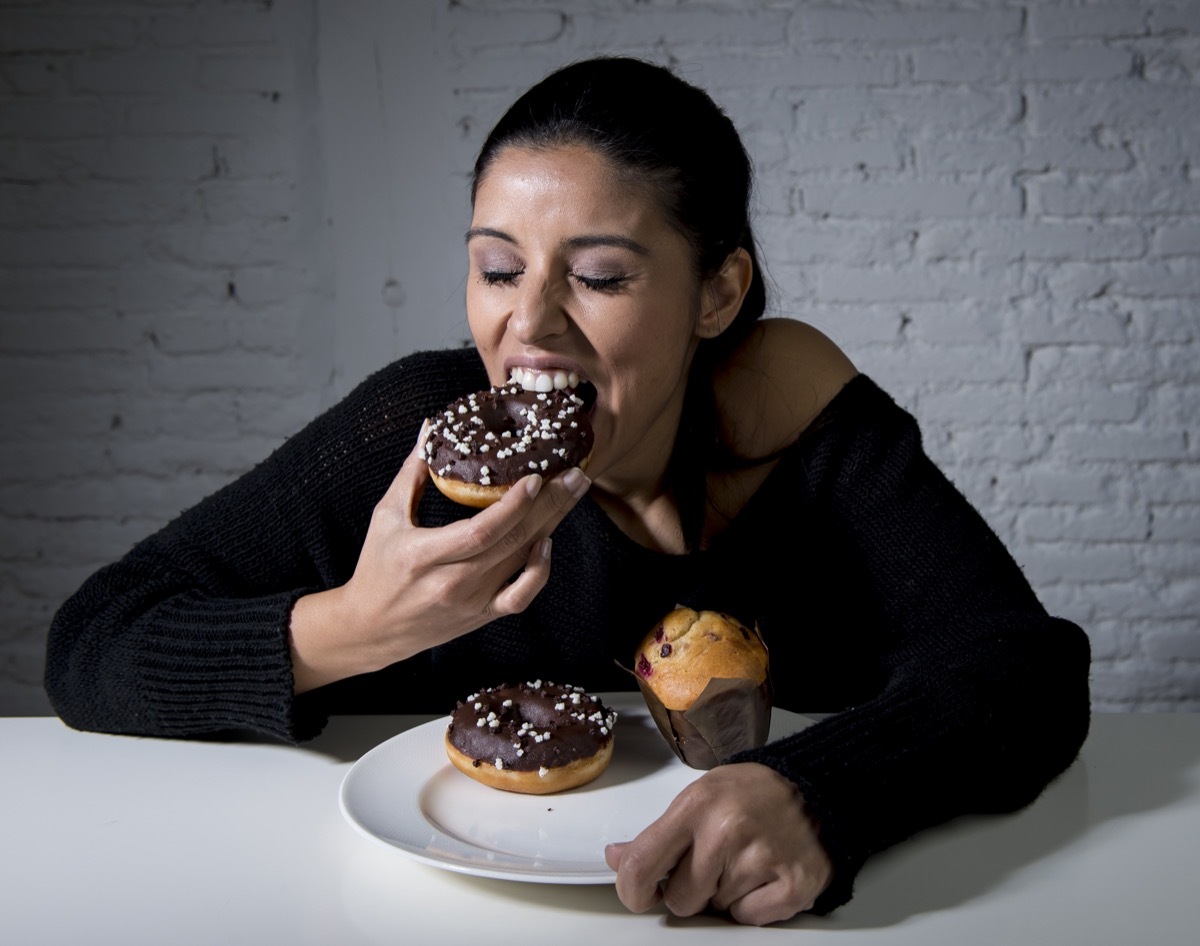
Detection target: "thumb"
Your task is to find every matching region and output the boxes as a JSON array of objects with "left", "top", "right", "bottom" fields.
[
  {"left": 378, "top": 426, "right": 432, "bottom": 521},
  {"left": 604, "top": 842, "right": 629, "bottom": 871}
]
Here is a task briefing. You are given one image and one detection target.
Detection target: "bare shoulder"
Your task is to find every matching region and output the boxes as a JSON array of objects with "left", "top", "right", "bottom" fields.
[{"left": 712, "top": 318, "right": 858, "bottom": 463}]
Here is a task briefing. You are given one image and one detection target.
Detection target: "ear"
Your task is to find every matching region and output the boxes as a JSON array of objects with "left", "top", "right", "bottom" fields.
[{"left": 696, "top": 247, "right": 754, "bottom": 340}]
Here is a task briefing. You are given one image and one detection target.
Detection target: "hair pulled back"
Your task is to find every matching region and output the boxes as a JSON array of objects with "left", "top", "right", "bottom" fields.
[
  {"left": 472, "top": 57, "right": 765, "bottom": 331},
  {"left": 471, "top": 57, "right": 768, "bottom": 549}
]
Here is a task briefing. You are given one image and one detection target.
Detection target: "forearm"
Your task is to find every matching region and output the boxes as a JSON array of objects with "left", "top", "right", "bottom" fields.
[
  {"left": 45, "top": 558, "right": 315, "bottom": 741},
  {"left": 730, "top": 376, "right": 1092, "bottom": 911},
  {"left": 44, "top": 349, "right": 490, "bottom": 738},
  {"left": 736, "top": 611, "right": 1090, "bottom": 912}
]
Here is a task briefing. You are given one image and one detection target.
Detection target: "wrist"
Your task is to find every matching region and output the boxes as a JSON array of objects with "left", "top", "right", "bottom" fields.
[{"left": 289, "top": 586, "right": 377, "bottom": 693}]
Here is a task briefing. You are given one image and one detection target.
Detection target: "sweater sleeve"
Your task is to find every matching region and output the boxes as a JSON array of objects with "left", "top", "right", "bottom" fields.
[
  {"left": 730, "top": 375, "right": 1092, "bottom": 914},
  {"left": 44, "top": 349, "right": 485, "bottom": 742}
]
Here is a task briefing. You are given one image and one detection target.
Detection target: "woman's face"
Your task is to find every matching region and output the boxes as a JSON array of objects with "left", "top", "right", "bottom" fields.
[{"left": 466, "top": 144, "right": 706, "bottom": 495}]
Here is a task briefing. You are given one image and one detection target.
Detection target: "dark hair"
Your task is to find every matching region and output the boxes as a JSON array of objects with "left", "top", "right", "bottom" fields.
[{"left": 471, "top": 56, "right": 768, "bottom": 549}]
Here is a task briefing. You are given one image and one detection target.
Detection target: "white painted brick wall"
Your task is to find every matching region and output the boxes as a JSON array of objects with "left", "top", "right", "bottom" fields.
[
  {"left": 1, "top": 0, "right": 1197, "bottom": 715},
  {"left": 0, "top": 0, "right": 333, "bottom": 713}
]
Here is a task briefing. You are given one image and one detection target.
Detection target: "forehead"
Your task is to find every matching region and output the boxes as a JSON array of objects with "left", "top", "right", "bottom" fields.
[{"left": 472, "top": 144, "right": 665, "bottom": 230}]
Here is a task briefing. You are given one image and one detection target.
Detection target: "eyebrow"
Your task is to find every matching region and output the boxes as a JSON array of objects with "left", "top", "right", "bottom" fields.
[{"left": 465, "top": 227, "right": 650, "bottom": 256}]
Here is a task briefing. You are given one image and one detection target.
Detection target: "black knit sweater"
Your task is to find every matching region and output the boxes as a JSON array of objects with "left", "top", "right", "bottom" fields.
[{"left": 44, "top": 346, "right": 1091, "bottom": 913}]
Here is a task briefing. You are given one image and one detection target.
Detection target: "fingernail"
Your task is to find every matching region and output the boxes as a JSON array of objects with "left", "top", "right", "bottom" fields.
[
  {"left": 540, "top": 537, "right": 552, "bottom": 560},
  {"left": 525, "top": 474, "right": 543, "bottom": 498},
  {"left": 562, "top": 467, "right": 591, "bottom": 497}
]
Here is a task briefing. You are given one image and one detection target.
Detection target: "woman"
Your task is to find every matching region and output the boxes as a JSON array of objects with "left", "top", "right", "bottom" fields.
[{"left": 45, "top": 57, "right": 1091, "bottom": 925}]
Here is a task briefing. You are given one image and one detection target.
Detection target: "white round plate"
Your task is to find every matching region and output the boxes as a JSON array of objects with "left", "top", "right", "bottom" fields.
[{"left": 338, "top": 693, "right": 812, "bottom": 884}]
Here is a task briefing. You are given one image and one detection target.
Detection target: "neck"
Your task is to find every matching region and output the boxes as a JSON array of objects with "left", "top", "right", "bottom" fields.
[{"left": 588, "top": 483, "right": 686, "bottom": 554}]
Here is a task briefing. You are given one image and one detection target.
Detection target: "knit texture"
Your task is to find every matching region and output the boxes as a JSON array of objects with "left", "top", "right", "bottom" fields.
[{"left": 44, "top": 346, "right": 1091, "bottom": 913}]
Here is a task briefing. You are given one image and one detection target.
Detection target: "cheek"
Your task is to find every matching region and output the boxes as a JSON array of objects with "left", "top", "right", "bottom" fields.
[
  {"left": 465, "top": 286, "right": 498, "bottom": 339},
  {"left": 464, "top": 293, "right": 507, "bottom": 383},
  {"left": 602, "top": 300, "right": 699, "bottom": 370}
]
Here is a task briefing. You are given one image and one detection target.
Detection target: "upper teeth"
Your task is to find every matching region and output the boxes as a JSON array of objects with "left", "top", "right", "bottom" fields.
[{"left": 509, "top": 367, "right": 580, "bottom": 393}]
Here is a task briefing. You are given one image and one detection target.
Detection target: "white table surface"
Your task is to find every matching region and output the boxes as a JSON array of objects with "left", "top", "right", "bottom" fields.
[{"left": 2, "top": 702, "right": 1197, "bottom": 946}]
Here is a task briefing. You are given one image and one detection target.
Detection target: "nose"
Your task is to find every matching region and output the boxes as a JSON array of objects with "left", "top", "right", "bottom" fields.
[{"left": 509, "top": 271, "right": 569, "bottom": 344}]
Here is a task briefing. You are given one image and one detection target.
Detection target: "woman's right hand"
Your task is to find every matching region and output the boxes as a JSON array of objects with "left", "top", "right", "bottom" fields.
[{"left": 288, "top": 436, "right": 591, "bottom": 693}]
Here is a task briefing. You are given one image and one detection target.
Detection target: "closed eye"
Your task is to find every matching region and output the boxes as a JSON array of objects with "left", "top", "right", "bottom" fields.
[
  {"left": 480, "top": 270, "right": 628, "bottom": 292},
  {"left": 480, "top": 269, "right": 522, "bottom": 286},
  {"left": 573, "top": 273, "right": 628, "bottom": 292}
]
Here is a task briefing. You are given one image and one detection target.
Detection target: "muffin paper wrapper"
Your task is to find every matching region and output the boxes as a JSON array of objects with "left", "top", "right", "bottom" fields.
[{"left": 632, "top": 674, "right": 772, "bottom": 770}]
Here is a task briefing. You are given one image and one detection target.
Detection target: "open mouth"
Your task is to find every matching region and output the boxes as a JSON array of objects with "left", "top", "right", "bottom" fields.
[{"left": 508, "top": 367, "right": 597, "bottom": 410}]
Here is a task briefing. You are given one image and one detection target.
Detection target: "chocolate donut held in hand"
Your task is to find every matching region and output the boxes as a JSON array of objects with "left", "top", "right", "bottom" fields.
[
  {"left": 445, "top": 681, "right": 617, "bottom": 794},
  {"left": 632, "top": 607, "right": 772, "bottom": 769},
  {"left": 424, "top": 376, "right": 595, "bottom": 508}
]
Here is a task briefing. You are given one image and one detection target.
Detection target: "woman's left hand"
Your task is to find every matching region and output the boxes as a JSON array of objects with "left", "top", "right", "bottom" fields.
[{"left": 604, "top": 762, "right": 832, "bottom": 926}]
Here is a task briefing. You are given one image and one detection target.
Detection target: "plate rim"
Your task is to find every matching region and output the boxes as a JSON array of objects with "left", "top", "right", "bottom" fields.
[{"left": 338, "top": 692, "right": 666, "bottom": 884}]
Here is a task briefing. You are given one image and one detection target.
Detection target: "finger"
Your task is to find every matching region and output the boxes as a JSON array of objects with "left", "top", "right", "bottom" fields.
[
  {"left": 659, "top": 845, "right": 720, "bottom": 918},
  {"left": 544, "top": 465, "right": 591, "bottom": 515},
  {"left": 403, "top": 446, "right": 432, "bottom": 520},
  {"left": 436, "top": 473, "right": 544, "bottom": 560},
  {"left": 706, "top": 834, "right": 779, "bottom": 914},
  {"left": 443, "top": 466, "right": 588, "bottom": 568},
  {"left": 374, "top": 437, "right": 434, "bottom": 523},
  {"left": 612, "top": 815, "right": 695, "bottom": 914},
  {"left": 487, "top": 537, "right": 553, "bottom": 617},
  {"left": 710, "top": 863, "right": 772, "bottom": 914},
  {"left": 488, "top": 467, "right": 589, "bottom": 573},
  {"left": 604, "top": 842, "right": 627, "bottom": 872},
  {"left": 489, "top": 466, "right": 589, "bottom": 550},
  {"left": 728, "top": 879, "right": 812, "bottom": 928}
]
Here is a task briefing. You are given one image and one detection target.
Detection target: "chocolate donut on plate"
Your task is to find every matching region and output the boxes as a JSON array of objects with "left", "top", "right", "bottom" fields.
[{"left": 445, "top": 681, "right": 617, "bottom": 794}]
